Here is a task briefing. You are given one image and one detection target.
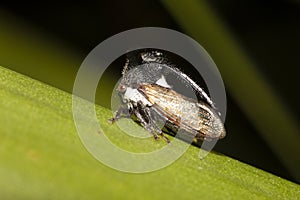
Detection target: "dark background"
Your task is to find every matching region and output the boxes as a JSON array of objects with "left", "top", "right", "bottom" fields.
[{"left": 1, "top": 0, "right": 299, "bottom": 183}]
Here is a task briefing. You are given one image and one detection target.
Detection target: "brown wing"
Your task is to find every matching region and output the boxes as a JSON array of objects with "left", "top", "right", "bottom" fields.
[{"left": 138, "top": 84, "right": 226, "bottom": 139}]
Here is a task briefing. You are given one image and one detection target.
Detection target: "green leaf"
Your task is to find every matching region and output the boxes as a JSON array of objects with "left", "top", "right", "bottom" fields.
[{"left": 0, "top": 66, "right": 299, "bottom": 199}]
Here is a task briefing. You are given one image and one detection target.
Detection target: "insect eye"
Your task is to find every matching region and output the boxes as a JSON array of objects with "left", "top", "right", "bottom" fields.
[{"left": 118, "top": 85, "right": 126, "bottom": 93}]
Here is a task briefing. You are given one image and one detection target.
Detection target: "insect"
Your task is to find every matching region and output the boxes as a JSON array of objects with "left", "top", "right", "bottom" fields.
[{"left": 109, "top": 49, "right": 226, "bottom": 143}]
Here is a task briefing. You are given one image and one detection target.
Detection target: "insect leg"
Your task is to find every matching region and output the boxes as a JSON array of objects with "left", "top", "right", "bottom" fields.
[
  {"left": 134, "top": 101, "right": 161, "bottom": 140},
  {"left": 148, "top": 108, "right": 171, "bottom": 143},
  {"left": 137, "top": 101, "right": 170, "bottom": 143},
  {"left": 153, "top": 125, "right": 170, "bottom": 143},
  {"left": 133, "top": 108, "right": 159, "bottom": 140},
  {"left": 158, "top": 131, "right": 170, "bottom": 143},
  {"left": 108, "top": 105, "right": 131, "bottom": 124}
]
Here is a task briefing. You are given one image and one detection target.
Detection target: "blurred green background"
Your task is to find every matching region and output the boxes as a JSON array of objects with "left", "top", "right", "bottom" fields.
[{"left": 0, "top": 0, "right": 299, "bottom": 185}]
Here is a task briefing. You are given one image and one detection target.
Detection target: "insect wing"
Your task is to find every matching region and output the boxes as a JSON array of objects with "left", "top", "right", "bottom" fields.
[{"left": 138, "top": 84, "right": 226, "bottom": 139}]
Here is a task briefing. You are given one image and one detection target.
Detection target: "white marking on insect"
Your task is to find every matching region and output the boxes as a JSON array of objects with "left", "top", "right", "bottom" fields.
[
  {"left": 124, "top": 87, "right": 152, "bottom": 106},
  {"left": 155, "top": 75, "right": 171, "bottom": 88}
]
